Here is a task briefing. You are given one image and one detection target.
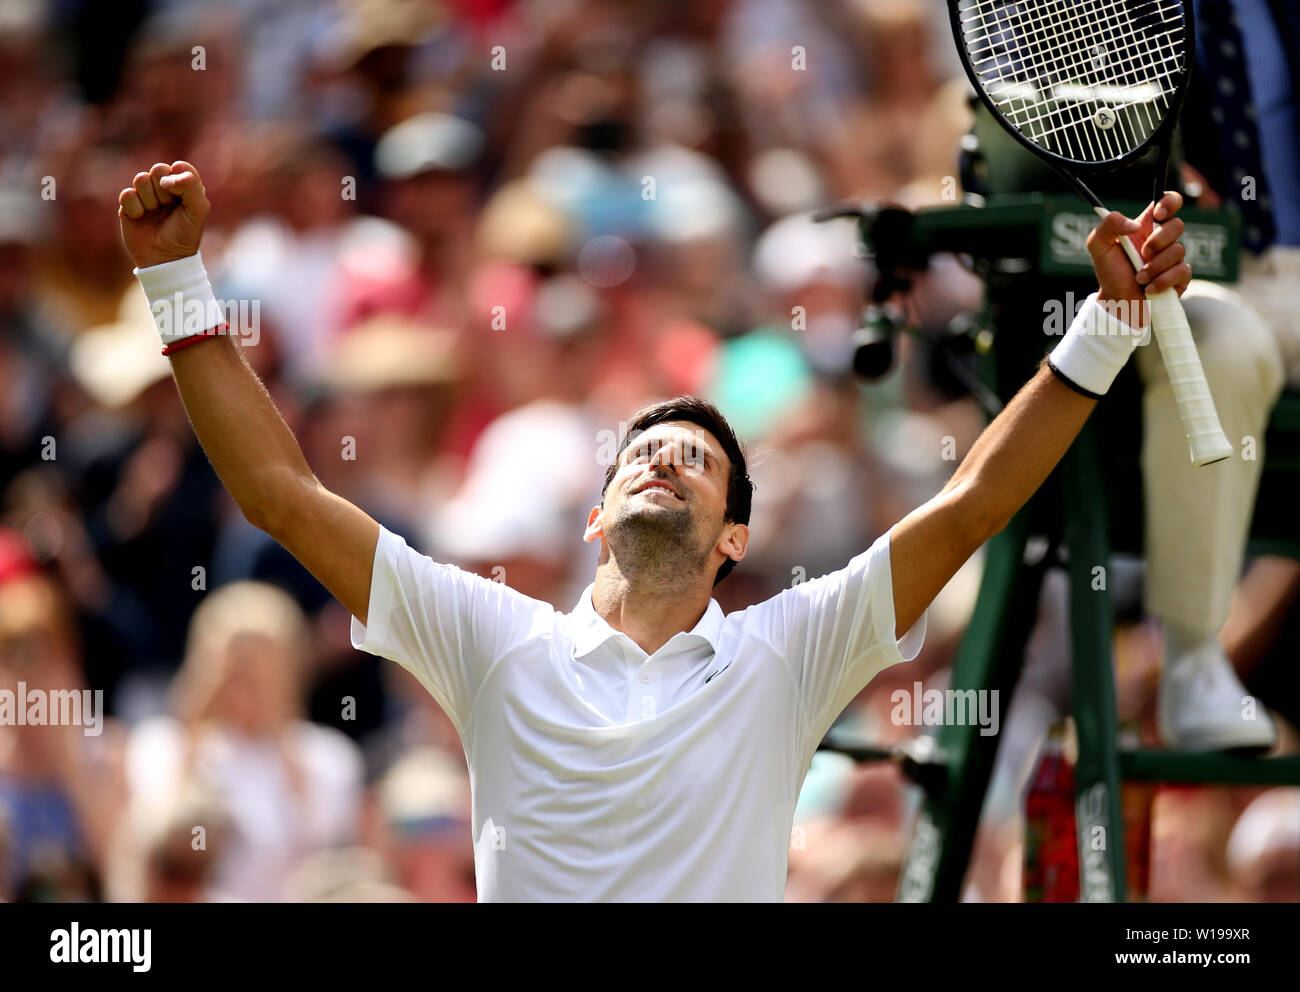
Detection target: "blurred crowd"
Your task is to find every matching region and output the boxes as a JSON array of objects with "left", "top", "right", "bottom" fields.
[{"left": 0, "top": 0, "right": 1294, "bottom": 903}]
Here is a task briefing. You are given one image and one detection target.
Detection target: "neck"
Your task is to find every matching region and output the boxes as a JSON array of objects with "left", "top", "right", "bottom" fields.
[{"left": 590, "top": 558, "right": 714, "bottom": 656}]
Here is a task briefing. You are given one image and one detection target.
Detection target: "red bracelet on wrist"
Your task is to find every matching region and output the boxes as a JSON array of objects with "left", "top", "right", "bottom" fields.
[{"left": 161, "top": 323, "right": 228, "bottom": 357}]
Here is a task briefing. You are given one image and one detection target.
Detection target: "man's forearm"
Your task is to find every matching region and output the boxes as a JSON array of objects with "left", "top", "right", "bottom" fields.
[
  {"left": 943, "top": 361, "right": 1098, "bottom": 536},
  {"left": 168, "top": 330, "right": 381, "bottom": 625},
  {"left": 168, "top": 334, "right": 315, "bottom": 535},
  {"left": 942, "top": 285, "right": 1152, "bottom": 535},
  {"left": 890, "top": 294, "right": 1144, "bottom": 636},
  {"left": 890, "top": 359, "right": 1101, "bottom": 639}
]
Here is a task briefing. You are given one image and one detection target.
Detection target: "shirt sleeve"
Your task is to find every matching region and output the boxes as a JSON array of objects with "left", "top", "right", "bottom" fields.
[
  {"left": 349, "top": 526, "right": 549, "bottom": 734},
  {"left": 746, "top": 526, "right": 927, "bottom": 749}
]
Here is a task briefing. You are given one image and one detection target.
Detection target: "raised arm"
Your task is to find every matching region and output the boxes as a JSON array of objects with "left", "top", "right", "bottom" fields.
[
  {"left": 118, "top": 161, "right": 380, "bottom": 623},
  {"left": 890, "top": 192, "right": 1192, "bottom": 637}
]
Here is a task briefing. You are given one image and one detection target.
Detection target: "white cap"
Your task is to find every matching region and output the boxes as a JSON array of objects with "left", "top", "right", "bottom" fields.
[
  {"left": 377, "top": 747, "right": 469, "bottom": 829},
  {"left": 0, "top": 188, "right": 45, "bottom": 245},
  {"left": 1227, "top": 788, "right": 1300, "bottom": 873},
  {"left": 432, "top": 401, "right": 593, "bottom": 564},
  {"left": 375, "top": 111, "right": 483, "bottom": 180},
  {"left": 752, "top": 210, "right": 865, "bottom": 293},
  {"left": 70, "top": 288, "right": 173, "bottom": 408}
]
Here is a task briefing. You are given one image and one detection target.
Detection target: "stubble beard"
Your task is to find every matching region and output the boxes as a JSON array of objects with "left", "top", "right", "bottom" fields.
[{"left": 606, "top": 494, "right": 715, "bottom": 590}]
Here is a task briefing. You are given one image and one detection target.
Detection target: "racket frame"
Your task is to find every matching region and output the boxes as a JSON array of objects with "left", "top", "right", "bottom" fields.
[
  {"left": 949, "top": 0, "right": 1233, "bottom": 466},
  {"left": 948, "top": 0, "right": 1196, "bottom": 207}
]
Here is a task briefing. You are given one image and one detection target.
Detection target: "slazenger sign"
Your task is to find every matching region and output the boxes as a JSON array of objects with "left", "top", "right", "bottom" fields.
[{"left": 1042, "top": 208, "right": 1238, "bottom": 281}]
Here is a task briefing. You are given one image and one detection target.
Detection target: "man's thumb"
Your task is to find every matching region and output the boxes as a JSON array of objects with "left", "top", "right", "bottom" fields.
[{"left": 1095, "top": 211, "right": 1141, "bottom": 244}]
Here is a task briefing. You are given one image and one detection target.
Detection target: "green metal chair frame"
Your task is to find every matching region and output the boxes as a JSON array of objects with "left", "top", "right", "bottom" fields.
[{"left": 819, "top": 196, "right": 1300, "bottom": 902}]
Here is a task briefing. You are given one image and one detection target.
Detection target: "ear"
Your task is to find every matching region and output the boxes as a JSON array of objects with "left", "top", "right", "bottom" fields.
[
  {"left": 718, "top": 522, "right": 749, "bottom": 565},
  {"left": 582, "top": 505, "right": 604, "bottom": 544}
]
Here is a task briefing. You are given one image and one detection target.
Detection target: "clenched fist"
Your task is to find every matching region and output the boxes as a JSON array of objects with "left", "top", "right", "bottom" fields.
[{"left": 118, "top": 160, "right": 211, "bottom": 270}]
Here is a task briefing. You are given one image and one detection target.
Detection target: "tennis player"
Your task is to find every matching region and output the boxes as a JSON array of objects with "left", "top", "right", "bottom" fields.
[{"left": 119, "top": 160, "right": 1191, "bottom": 901}]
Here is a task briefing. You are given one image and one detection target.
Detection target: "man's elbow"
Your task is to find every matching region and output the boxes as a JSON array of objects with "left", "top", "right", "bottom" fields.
[
  {"left": 240, "top": 499, "right": 276, "bottom": 536},
  {"left": 974, "top": 507, "right": 1012, "bottom": 545},
  {"left": 952, "top": 481, "right": 1011, "bottom": 548},
  {"left": 239, "top": 471, "right": 312, "bottom": 540}
]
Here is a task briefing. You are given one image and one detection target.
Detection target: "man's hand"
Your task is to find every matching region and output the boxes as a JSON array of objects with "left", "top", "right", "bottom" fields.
[
  {"left": 117, "top": 160, "right": 211, "bottom": 269},
  {"left": 1089, "top": 190, "right": 1192, "bottom": 325}
]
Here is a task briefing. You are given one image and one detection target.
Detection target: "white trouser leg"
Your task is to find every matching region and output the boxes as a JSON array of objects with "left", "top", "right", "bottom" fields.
[
  {"left": 1135, "top": 280, "right": 1285, "bottom": 638},
  {"left": 1235, "top": 247, "right": 1300, "bottom": 386}
]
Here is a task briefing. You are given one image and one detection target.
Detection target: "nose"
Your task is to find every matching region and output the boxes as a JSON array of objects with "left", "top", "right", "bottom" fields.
[{"left": 647, "top": 436, "right": 689, "bottom": 477}]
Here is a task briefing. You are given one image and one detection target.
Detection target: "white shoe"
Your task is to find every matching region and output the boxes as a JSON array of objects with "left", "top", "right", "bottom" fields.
[{"left": 1157, "top": 641, "right": 1276, "bottom": 753}]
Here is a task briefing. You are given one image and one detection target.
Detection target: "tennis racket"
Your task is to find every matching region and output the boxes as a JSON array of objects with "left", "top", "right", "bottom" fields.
[{"left": 949, "top": 0, "right": 1233, "bottom": 466}]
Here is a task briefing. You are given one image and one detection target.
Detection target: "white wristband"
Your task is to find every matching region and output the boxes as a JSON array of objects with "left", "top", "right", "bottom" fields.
[
  {"left": 134, "top": 252, "right": 224, "bottom": 344},
  {"left": 1046, "top": 292, "right": 1148, "bottom": 397}
]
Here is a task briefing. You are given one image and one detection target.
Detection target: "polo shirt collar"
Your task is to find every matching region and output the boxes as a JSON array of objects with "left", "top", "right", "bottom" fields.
[{"left": 569, "top": 582, "right": 724, "bottom": 659}]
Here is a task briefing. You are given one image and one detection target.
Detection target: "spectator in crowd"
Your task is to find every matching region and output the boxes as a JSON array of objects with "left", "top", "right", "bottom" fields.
[
  {"left": 119, "top": 581, "right": 363, "bottom": 902},
  {"left": 368, "top": 746, "right": 476, "bottom": 903},
  {"left": 0, "top": 528, "right": 124, "bottom": 901}
]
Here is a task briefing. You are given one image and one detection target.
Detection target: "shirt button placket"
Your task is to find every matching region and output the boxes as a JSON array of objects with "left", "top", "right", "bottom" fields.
[{"left": 630, "top": 666, "right": 655, "bottom": 723}]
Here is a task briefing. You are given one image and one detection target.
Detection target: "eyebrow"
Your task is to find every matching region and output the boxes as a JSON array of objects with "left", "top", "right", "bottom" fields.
[{"left": 624, "top": 434, "right": 719, "bottom": 471}]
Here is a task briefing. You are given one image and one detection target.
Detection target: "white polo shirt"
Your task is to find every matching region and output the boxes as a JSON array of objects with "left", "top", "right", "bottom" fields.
[{"left": 351, "top": 525, "right": 927, "bottom": 902}]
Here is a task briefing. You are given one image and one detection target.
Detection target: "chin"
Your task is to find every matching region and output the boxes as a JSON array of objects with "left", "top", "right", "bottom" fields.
[{"left": 615, "top": 501, "right": 691, "bottom": 530}]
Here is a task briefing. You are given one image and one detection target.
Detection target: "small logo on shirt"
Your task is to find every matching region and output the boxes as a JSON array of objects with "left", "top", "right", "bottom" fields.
[{"left": 704, "top": 664, "right": 731, "bottom": 684}]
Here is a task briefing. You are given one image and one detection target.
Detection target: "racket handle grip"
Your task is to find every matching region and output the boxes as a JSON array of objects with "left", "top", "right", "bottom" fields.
[{"left": 1146, "top": 288, "right": 1234, "bottom": 466}]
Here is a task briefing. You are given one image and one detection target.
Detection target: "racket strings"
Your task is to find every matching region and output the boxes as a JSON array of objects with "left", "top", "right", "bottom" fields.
[
  {"left": 1029, "top": 0, "right": 1164, "bottom": 153},
  {"left": 969, "top": 0, "right": 1177, "bottom": 156},
  {"left": 963, "top": 0, "right": 1183, "bottom": 107},
  {"left": 958, "top": 0, "right": 1186, "bottom": 163},
  {"left": 965, "top": 0, "right": 1181, "bottom": 158},
  {"left": 995, "top": 0, "right": 1117, "bottom": 159},
  {"left": 1002, "top": 0, "right": 1174, "bottom": 157},
  {"left": 1018, "top": 0, "right": 1181, "bottom": 151}
]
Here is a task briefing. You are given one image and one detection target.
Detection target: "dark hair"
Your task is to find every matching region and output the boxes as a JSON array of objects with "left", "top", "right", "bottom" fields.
[{"left": 600, "top": 395, "right": 753, "bottom": 585}]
